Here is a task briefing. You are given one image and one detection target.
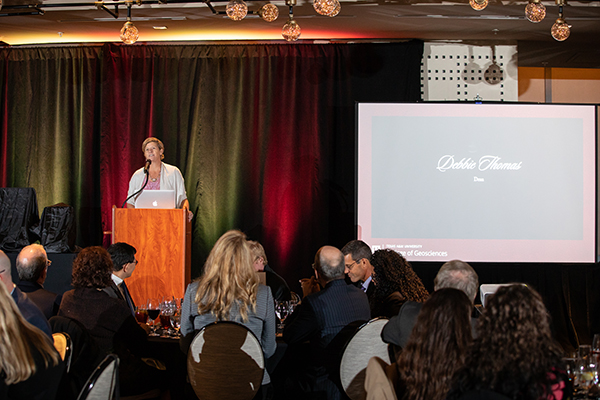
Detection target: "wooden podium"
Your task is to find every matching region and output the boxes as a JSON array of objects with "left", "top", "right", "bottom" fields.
[{"left": 112, "top": 206, "right": 191, "bottom": 306}]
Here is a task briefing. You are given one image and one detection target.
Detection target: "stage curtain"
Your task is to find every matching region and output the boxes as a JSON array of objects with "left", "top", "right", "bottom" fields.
[{"left": 0, "top": 41, "right": 423, "bottom": 286}]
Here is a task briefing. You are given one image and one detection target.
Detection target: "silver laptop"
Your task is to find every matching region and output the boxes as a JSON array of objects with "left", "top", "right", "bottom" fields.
[{"left": 135, "top": 190, "right": 176, "bottom": 209}]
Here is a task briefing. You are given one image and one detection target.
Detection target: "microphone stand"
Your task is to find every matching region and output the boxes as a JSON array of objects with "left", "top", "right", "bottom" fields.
[{"left": 122, "top": 169, "right": 150, "bottom": 208}]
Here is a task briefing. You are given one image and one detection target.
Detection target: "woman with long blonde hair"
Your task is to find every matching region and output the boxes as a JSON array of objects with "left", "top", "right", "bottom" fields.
[
  {"left": 0, "top": 281, "right": 63, "bottom": 399},
  {"left": 180, "top": 230, "right": 277, "bottom": 398}
]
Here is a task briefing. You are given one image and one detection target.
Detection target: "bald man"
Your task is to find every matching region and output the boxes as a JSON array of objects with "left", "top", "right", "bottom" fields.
[
  {"left": 0, "top": 249, "right": 52, "bottom": 338},
  {"left": 16, "top": 244, "right": 62, "bottom": 319},
  {"left": 283, "top": 246, "right": 371, "bottom": 400}
]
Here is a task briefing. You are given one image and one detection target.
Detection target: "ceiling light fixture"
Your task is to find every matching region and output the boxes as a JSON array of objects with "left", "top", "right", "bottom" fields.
[
  {"left": 314, "top": 0, "right": 340, "bottom": 17},
  {"left": 226, "top": 0, "right": 248, "bottom": 20},
  {"left": 469, "top": 0, "right": 488, "bottom": 11},
  {"left": 119, "top": 2, "right": 139, "bottom": 44},
  {"left": 258, "top": 3, "right": 278, "bottom": 22},
  {"left": 551, "top": 0, "right": 570, "bottom": 41},
  {"left": 525, "top": 0, "right": 546, "bottom": 22},
  {"left": 282, "top": 0, "right": 300, "bottom": 41}
]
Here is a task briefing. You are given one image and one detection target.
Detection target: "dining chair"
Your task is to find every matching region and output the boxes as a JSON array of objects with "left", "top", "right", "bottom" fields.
[
  {"left": 77, "top": 354, "right": 120, "bottom": 400},
  {"left": 187, "top": 321, "right": 265, "bottom": 400},
  {"left": 50, "top": 316, "right": 102, "bottom": 389},
  {"left": 52, "top": 332, "right": 73, "bottom": 373},
  {"left": 340, "top": 318, "right": 391, "bottom": 400}
]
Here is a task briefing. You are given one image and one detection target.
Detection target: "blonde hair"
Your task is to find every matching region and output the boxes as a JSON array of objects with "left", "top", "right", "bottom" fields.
[
  {"left": 247, "top": 240, "right": 268, "bottom": 265},
  {"left": 0, "top": 283, "right": 60, "bottom": 384},
  {"left": 142, "top": 137, "right": 165, "bottom": 160},
  {"left": 195, "top": 230, "right": 259, "bottom": 322}
]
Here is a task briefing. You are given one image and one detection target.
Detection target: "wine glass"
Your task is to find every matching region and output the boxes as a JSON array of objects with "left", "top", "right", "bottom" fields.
[
  {"left": 275, "top": 301, "right": 290, "bottom": 333},
  {"left": 170, "top": 308, "right": 181, "bottom": 337},
  {"left": 134, "top": 304, "right": 148, "bottom": 324},
  {"left": 593, "top": 335, "right": 600, "bottom": 355},
  {"left": 159, "top": 299, "right": 176, "bottom": 337},
  {"left": 147, "top": 298, "right": 161, "bottom": 336}
]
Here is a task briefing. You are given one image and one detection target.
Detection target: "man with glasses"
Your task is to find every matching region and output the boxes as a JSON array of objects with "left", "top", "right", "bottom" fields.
[
  {"left": 16, "top": 243, "right": 62, "bottom": 319},
  {"left": 341, "top": 240, "right": 375, "bottom": 300},
  {"left": 106, "top": 242, "right": 138, "bottom": 316}
]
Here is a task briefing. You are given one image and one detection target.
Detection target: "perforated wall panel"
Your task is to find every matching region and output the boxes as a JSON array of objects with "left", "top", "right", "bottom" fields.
[{"left": 421, "top": 42, "right": 518, "bottom": 102}]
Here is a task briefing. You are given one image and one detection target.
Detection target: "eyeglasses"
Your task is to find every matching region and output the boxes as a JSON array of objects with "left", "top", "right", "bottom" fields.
[{"left": 345, "top": 258, "right": 362, "bottom": 271}]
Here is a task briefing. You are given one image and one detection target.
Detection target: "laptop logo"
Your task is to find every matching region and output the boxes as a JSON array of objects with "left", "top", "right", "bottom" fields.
[{"left": 152, "top": 201, "right": 158, "bottom": 207}]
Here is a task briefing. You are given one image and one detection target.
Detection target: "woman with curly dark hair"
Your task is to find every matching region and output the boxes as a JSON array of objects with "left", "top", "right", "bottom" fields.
[
  {"left": 447, "top": 284, "right": 569, "bottom": 400},
  {"left": 395, "top": 288, "right": 473, "bottom": 400},
  {"left": 58, "top": 246, "right": 166, "bottom": 397},
  {"left": 370, "top": 249, "right": 429, "bottom": 318}
]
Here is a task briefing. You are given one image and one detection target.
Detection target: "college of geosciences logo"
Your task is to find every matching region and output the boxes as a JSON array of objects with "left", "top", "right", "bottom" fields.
[{"left": 436, "top": 155, "right": 523, "bottom": 172}]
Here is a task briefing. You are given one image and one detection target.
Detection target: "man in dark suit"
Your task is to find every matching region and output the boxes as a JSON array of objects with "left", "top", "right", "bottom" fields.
[
  {"left": 105, "top": 242, "right": 137, "bottom": 316},
  {"left": 341, "top": 240, "right": 375, "bottom": 300},
  {"left": 283, "top": 245, "right": 371, "bottom": 400},
  {"left": 0, "top": 249, "right": 52, "bottom": 338},
  {"left": 16, "top": 244, "right": 62, "bottom": 319},
  {"left": 381, "top": 259, "right": 479, "bottom": 351}
]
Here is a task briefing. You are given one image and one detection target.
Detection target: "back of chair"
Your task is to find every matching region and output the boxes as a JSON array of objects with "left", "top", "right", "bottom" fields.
[
  {"left": 53, "top": 332, "right": 73, "bottom": 373},
  {"left": 187, "top": 321, "right": 265, "bottom": 400},
  {"left": 340, "top": 318, "right": 391, "bottom": 400},
  {"left": 50, "top": 315, "right": 103, "bottom": 397},
  {"left": 77, "top": 354, "right": 119, "bottom": 400}
]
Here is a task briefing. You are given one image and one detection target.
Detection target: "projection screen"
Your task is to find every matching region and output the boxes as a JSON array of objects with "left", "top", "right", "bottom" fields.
[{"left": 357, "top": 102, "right": 597, "bottom": 263}]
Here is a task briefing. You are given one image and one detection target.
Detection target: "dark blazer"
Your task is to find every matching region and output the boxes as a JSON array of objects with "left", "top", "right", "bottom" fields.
[
  {"left": 17, "top": 281, "right": 62, "bottom": 319},
  {"left": 283, "top": 279, "right": 371, "bottom": 400},
  {"left": 103, "top": 280, "right": 136, "bottom": 316},
  {"left": 58, "top": 287, "right": 162, "bottom": 396},
  {"left": 371, "top": 291, "right": 406, "bottom": 319},
  {"left": 11, "top": 286, "right": 52, "bottom": 339},
  {"left": 284, "top": 278, "right": 371, "bottom": 349},
  {"left": 381, "top": 300, "right": 479, "bottom": 349}
]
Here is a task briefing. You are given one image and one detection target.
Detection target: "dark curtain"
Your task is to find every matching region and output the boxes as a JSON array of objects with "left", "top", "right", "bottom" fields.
[{"left": 0, "top": 41, "right": 423, "bottom": 287}]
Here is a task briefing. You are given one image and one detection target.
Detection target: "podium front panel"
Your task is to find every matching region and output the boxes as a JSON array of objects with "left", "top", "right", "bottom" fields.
[{"left": 112, "top": 208, "right": 191, "bottom": 307}]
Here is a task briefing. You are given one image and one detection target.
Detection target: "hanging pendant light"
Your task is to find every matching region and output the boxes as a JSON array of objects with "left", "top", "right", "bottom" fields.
[{"left": 120, "top": 3, "right": 139, "bottom": 44}]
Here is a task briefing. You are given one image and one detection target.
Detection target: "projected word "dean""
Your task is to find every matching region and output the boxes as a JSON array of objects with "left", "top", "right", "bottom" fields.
[{"left": 436, "top": 155, "right": 522, "bottom": 172}]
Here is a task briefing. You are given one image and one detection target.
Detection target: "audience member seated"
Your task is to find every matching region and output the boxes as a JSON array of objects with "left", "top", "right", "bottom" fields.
[
  {"left": 58, "top": 246, "right": 166, "bottom": 397},
  {"left": 370, "top": 249, "right": 429, "bottom": 319},
  {"left": 248, "top": 239, "right": 292, "bottom": 302},
  {"left": 342, "top": 240, "right": 375, "bottom": 300},
  {"left": 0, "top": 280, "right": 64, "bottom": 400},
  {"left": 283, "top": 245, "right": 371, "bottom": 400},
  {"left": 16, "top": 244, "right": 62, "bottom": 319},
  {"left": 0, "top": 250, "right": 52, "bottom": 339},
  {"left": 447, "top": 284, "right": 570, "bottom": 400},
  {"left": 394, "top": 288, "right": 473, "bottom": 400},
  {"left": 382, "top": 259, "right": 479, "bottom": 350},
  {"left": 180, "top": 230, "right": 276, "bottom": 400},
  {"left": 105, "top": 242, "right": 138, "bottom": 316}
]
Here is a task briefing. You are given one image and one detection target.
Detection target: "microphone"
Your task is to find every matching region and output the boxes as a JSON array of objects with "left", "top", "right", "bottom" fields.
[{"left": 143, "top": 159, "right": 151, "bottom": 174}]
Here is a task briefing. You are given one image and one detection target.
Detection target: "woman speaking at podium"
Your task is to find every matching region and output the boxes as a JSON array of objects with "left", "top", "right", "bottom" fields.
[{"left": 126, "top": 137, "right": 191, "bottom": 219}]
